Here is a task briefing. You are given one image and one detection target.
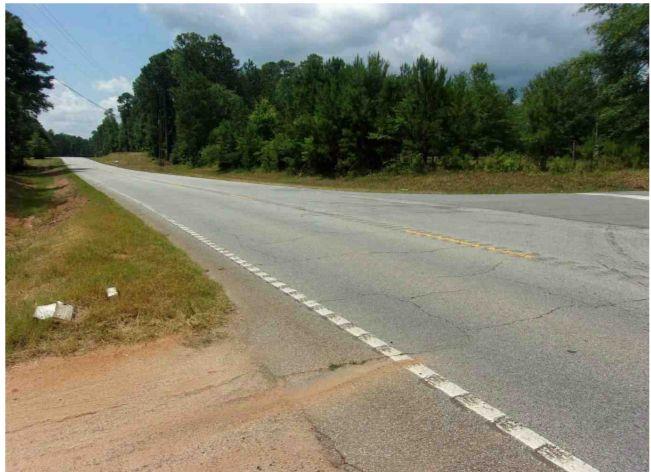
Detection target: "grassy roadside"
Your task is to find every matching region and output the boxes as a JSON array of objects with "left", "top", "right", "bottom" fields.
[
  {"left": 6, "top": 158, "right": 230, "bottom": 364},
  {"left": 96, "top": 152, "right": 649, "bottom": 194}
]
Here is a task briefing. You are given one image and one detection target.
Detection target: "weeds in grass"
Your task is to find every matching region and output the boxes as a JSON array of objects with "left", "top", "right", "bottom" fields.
[
  {"left": 6, "top": 158, "right": 230, "bottom": 363},
  {"left": 96, "top": 152, "right": 648, "bottom": 194}
]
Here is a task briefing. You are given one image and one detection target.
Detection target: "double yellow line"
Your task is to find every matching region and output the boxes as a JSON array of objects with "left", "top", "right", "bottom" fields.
[
  {"left": 142, "top": 177, "right": 537, "bottom": 261},
  {"left": 405, "top": 229, "right": 537, "bottom": 260}
]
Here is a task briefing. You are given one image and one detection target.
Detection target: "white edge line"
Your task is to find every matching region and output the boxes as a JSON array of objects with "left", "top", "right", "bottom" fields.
[
  {"left": 580, "top": 192, "right": 649, "bottom": 201},
  {"left": 97, "top": 185, "right": 599, "bottom": 472}
]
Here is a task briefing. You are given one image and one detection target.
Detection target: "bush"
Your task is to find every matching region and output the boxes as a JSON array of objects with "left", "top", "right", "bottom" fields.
[
  {"left": 236, "top": 126, "right": 262, "bottom": 169},
  {"left": 441, "top": 149, "right": 475, "bottom": 170},
  {"left": 548, "top": 156, "right": 575, "bottom": 174},
  {"left": 569, "top": 140, "right": 647, "bottom": 171},
  {"left": 206, "top": 120, "right": 242, "bottom": 169},
  {"left": 199, "top": 142, "right": 241, "bottom": 170},
  {"left": 198, "top": 144, "right": 222, "bottom": 167},
  {"left": 478, "top": 151, "right": 534, "bottom": 172},
  {"left": 258, "top": 133, "right": 296, "bottom": 171},
  {"left": 385, "top": 150, "right": 426, "bottom": 174},
  {"left": 574, "top": 159, "right": 595, "bottom": 173},
  {"left": 622, "top": 145, "right": 648, "bottom": 169}
]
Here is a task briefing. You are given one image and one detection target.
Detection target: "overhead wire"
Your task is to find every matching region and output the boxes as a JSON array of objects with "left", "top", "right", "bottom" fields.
[
  {"left": 37, "top": 4, "right": 112, "bottom": 77},
  {"left": 14, "top": 6, "right": 97, "bottom": 82},
  {"left": 10, "top": 6, "right": 110, "bottom": 113},
  {"left": 54, "top": 79, "right": 108, "bottom": 111}
]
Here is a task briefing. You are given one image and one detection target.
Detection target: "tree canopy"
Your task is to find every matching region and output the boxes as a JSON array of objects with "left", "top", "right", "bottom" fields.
[
  {"left": 8, "top": 6, "right": 649, "bottom": 173},
  {"left": 6, "top": 11, "right": 53, "bottom": 170}
]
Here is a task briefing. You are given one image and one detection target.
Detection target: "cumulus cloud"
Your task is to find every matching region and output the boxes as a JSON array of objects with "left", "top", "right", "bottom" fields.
[
  {"left": 99, "top": 95, "right": 120, "bottom": 111},
  {"left": 41, "top": 5, "right": 598, "bottom": 137},
  {"left": 39, "top": 80, "right": 107, "bottom": 138},
  {"left": 142, "top": 3, "right": 596, "bottom": 89},
  {"left": 93, "top": 76, "right": 132, "bottom": 93}
]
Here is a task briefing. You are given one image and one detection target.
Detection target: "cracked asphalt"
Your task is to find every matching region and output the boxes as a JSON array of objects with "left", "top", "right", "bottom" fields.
[{"left": 64, "top": 158, "right": 648, "bottom": 472}]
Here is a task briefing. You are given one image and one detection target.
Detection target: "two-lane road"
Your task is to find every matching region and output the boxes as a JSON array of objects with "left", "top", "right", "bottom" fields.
[{"left": 64, "top": 157, "right": 649, "bottom": 471}]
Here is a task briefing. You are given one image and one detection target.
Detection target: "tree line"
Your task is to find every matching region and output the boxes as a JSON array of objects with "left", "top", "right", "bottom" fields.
[{"left": 6, "top": 5, "right": 648, "bottom": 174}]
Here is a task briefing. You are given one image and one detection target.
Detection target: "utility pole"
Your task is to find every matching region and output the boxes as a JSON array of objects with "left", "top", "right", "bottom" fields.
[{"left": 594, "top": 119, "right": 599, "bottom": 160}]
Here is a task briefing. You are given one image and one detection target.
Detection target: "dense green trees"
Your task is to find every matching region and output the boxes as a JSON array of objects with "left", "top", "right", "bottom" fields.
[
  {"left": 6, "top": 12, "right": 54, "bottom": 170},
  {"left": 5, "top": 13, "right": 91, "bottom": 164},
  {"left": 47, "top": 130, "right": 92, "bottom": 157},
  {"left": 90, "top": 5, "right": 643, "bottom": 174},
  {"left": 132, "top": 50, "right": 176, "bottom": 162},
  {"left": 584, "top": 3, "right": 649, "bottom": 152},
  {"left": 89, "top": 109, "right": 120, "bottom": 157},
  {"left": 116, "top": 92, "right": 135, "bottom": 151},
  {"left": 521, "top": 54, "right": 600, "bottom": 168},
  {"left": 8, "top": 7, "right": 647, "bottom": 174}
]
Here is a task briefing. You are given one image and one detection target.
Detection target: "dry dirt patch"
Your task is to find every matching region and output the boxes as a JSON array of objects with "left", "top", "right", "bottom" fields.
[{"left": 6, "top": 336, "right": 396, "bottom": 471}]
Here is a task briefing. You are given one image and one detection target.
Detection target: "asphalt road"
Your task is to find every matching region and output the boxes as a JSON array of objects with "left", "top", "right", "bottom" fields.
[{"left": 64, "top": 157, "right": 649, "bottom": 471}]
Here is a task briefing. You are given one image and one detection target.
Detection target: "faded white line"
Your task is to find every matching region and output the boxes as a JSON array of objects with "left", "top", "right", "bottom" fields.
[
  {"left": 79, "top": 177, "right": 599, "bottom": 472},
  {"left": 580, "top": 192, "right": 649, "bottom": 201}
]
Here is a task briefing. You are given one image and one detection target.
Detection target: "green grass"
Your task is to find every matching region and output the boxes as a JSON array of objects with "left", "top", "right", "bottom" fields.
[
  {"left": 6, "top": 158, "right": 230, "bottom": 363},
  {"left": 5, "top": 159, "right": 64, "bottom": 217},
  {"left": 96, "top": 152, "right": 649, "bottom": 194}
]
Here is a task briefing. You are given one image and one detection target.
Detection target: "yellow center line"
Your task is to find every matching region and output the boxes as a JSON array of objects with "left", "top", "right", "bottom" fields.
[
  {"left": 404, "top": 229, "right": 537, "bottom": 260},
  {"left": 140, "top": 177, "right": 537, "bottom": 261}
]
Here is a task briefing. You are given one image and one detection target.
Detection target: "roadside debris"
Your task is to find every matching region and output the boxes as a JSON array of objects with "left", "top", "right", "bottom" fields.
[
  {"left": 33, "top": 301, "right": 75, "bottom": 321},
  {"left": 106, "top": 287, "right": 118, "bottom": 299}
]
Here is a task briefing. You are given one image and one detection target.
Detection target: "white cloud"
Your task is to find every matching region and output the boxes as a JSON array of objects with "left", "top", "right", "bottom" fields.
[
  {"left": 93, "top": 76, "right": 132, "bottom": 94},
  {"left": 39, "top": 5, "right": 599, "bottom": 138},
  {"left": 38, "top": 80, "right": 106, "bottom": 138},
  {"left": 142, "top": 3, "right": 596, "bottom": 89},
  {"left": 99, "top": 95, "right": 120, "bottom": 111}
]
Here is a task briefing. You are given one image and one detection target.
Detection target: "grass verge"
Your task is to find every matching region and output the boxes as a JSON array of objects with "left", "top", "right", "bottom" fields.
[
  {"left": 96, "top": 152, "right": 648, "bottom": 194},
  {"left": 6, "top": 158, "right": 230, "bottom": 363}
]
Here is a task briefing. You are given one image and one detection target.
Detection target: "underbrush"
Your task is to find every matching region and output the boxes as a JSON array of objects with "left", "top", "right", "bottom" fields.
[{"left": 96, "top": 152, "right": 648, "bottom": 194}]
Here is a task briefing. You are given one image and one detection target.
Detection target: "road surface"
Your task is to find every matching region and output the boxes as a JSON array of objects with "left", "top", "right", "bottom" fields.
[{"left": 64, "top": 157, "right": 649, "bottom": 471}]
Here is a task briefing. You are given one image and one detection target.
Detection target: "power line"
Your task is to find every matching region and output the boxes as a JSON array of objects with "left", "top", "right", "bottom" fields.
[
  {"left": 54, "top": 79, "right": 108, "bottom": 111},
  {"left": 37, "top": 4, "right": 111, "bottom": 77},
  {"left": 38, "top": 4, "right": 104, "bottom": 74},
  {"left": 11, "top": 9, "right": 109, "bottom": 114},
  {"left": 14, "top": 7, "right": 96, "bottom": 82}
]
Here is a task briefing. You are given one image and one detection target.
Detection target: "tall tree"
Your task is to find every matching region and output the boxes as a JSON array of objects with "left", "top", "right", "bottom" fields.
[
  {"left": 117, "top": 92, "right": 134, "bottom": 151},
  {"left": 90, "top": 109, "right": 120, "bottom": 156},
  {"left": 132, "top": 50, "right": 177, "bottom": 161},
  {"left": 522, "top": 54, "right": 600, "bottom": 167},
  {"left": 5, "top": 12, "right": 53, "bottom": 170},
  {"left": 582, "top": 4, "right": 649, "bottom": 151},
  {"left": 171, "top": 33, "right": 239, "bottom": 89},
  {"left": 170, "top": 33, "right": 241, "bottom": 163},
  {"left": 466, "top": 63, "right": 517, "bottom": 156},
  {"left": 238, "top": 59, "right": 263, "bottom": 107},
  {"left": 393, "top": 56, "right": 450, "bottom": 168}
]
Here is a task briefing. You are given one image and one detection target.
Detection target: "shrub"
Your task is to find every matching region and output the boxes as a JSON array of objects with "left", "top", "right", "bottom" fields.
[
  {"left": 572, "top": 140, "right": 647, "bottom": 171},
  {"left": 385, "top": 150, "right": 425, "bottom": 174},
  {"left": 574, "top": 159, "right": 595, "bottom": 173},
  {"left": 198, "top": 144, "right": 222, "bottom": 167},
  {"left": 478, "top": 151, "right": 534, "bottom": 172},
  {"left": 620, "top": 144, "right": 646, "bottom": 169},
  {"left": 258, "top": 133, "right": 296, "bottom": 171},
  {"left": 235, "top": 126, "right": 262, "bottom": 169},
  {"left": 198, "top": 142, "right": 241, "bottom": 170},
  {"left": 206, "top": 120, "right": 242, "bottom": 169},
  {"left": 441, "top": 149, "right": 475, "bottom": 170},
  {"left": 548, "top": 156, "right": 575, "bottom": 174}
]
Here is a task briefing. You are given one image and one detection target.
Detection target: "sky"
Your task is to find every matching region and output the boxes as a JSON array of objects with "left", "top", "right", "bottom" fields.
[{"left": 6, "top": 3, "right": 597, "bottom": 138}]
